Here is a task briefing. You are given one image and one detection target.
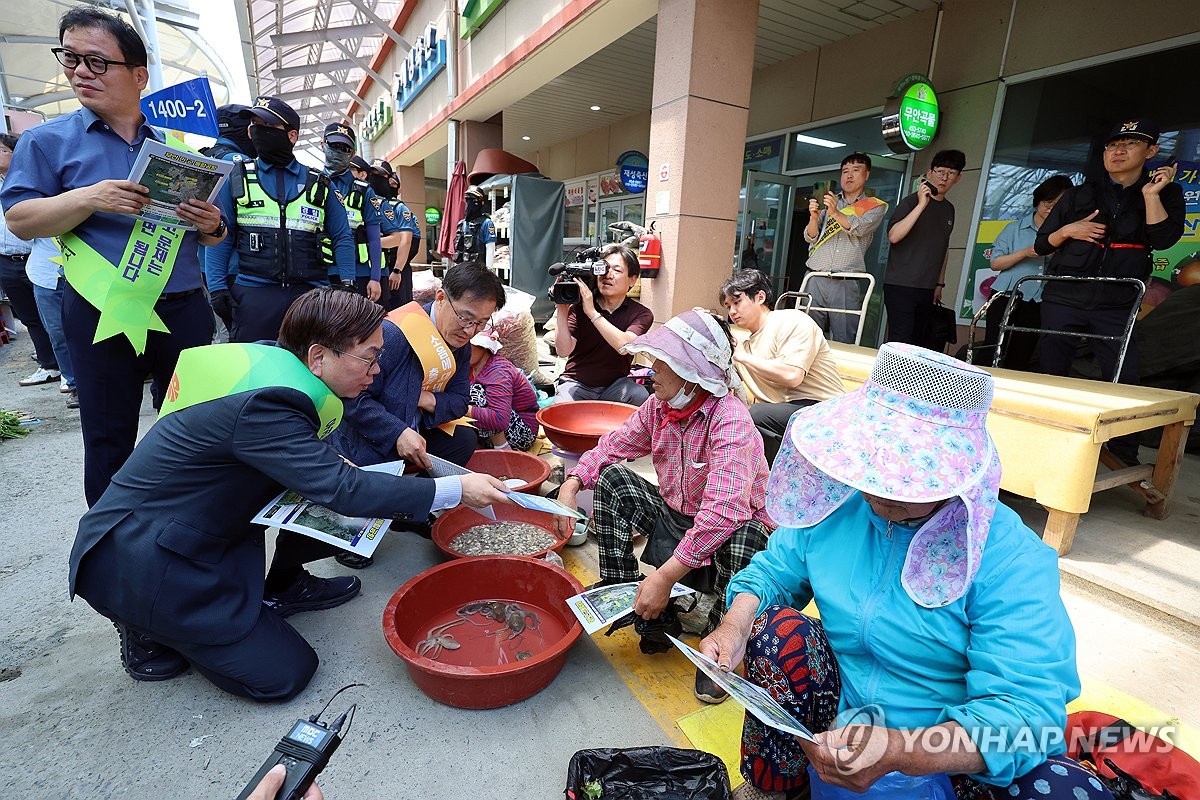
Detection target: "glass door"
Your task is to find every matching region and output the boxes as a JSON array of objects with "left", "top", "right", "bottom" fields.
[
  {"left": 737, "top": 170, "right": 798, "bottom": 297},
  {"left": 597, "top": 197, "right": 646, "bottom": 244}
]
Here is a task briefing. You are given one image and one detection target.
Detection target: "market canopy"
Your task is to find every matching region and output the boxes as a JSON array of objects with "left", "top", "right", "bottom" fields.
[{"left": 1, "top": 0, "right": 234, "bottom": 128}]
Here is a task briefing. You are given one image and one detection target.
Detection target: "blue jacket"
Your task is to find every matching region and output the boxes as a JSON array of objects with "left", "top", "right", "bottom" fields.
[
  {"left": 728, "top": 494, "right": 1078, "bottom": 786},
  {"left": 69, "top": 385, "right": 435, "bottom": 646},
  {"left": 333, "top": 303, "right": 471, "bottom": 466}
]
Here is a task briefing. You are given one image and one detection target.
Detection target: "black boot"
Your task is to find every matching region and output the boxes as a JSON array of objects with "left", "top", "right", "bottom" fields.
[{"left": 113, "top": 621, "right": 189, "bottom": 682}]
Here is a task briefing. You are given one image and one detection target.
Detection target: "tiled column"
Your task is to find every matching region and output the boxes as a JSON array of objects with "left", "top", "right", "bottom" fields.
[
  {"left": 396, "top": 164, "right": 428, "bottom": 261},
  {"left": 642, "top": 0, "right": 760, "bottom": 320}
]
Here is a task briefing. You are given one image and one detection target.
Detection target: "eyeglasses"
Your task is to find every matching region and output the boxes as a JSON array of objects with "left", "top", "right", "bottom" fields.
[
  {"left": 52, "top": 47, "right": 139, "bottom": 75},
  {"left": 326, "top": 141, "right": 354, "bottom": 154},
  {"left": 333, "top": 347, "right": 383, "bottom": 369},
  {"left": 928, "top": 168, "right": 960, "bottom": 180},
  {"left": 444, "top": 293, "right": 491, "bottom": 332},
  {"left": 1104, "top": 139, "right": 1147, "bottom": 153}
]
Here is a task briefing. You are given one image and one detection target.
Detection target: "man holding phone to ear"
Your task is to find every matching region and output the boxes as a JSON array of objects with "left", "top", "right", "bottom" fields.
[
  {"left": 1034, "top": 118, "right": 1184, "bottom": 465},
  {"left": 882, "top": 149, "right": 965, "bottom": 345}
]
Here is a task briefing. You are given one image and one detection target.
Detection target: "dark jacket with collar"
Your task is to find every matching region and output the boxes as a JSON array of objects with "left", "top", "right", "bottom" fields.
[
  {"left": 1035, "top": 174, "right": 1185, "bottom": 309},
  {"left": 68, "top": 385, "right": 435, "bottom": 646}
]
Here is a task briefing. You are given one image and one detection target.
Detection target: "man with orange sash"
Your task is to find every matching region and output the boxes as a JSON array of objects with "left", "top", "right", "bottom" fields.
[
  {"left": 0, "top": 8, "right": 225, "bottom": 506},
  {"left": 803, "top": 152, "right": 888, "bottom": 344},
  {"left": 68, "top": 288, "right": 510, "bottom": 700},
  {"left": 334, "top": 262, "right": 507, "bottom": 472}
]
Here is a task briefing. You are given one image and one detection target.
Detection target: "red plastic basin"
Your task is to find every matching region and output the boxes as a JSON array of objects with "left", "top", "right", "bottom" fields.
[
  {"left": 431, "top": 504, "right": 568, "bottom": 560},
  {"left": 535, "top": 400, "right": 637, "bottom": 453},
  {"left": 465, "top": 449, "right": 551, "bottom": 495},
  {"left": 382, "top": 556, "right": 584, "bottom": 709}
]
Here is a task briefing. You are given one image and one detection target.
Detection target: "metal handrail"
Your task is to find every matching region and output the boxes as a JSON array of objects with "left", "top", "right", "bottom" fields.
[
  {"left": 795, "top": 271, "right": 877, "bottom": 345},
  {"left": 964, "top": 291, "right": 1009, "bottom": 366},
  {"left": 773, "top": 291, "right": 813, "bottom": 314},
  {"left": 992, "top": 275, "right": 1146, "bottom": 380}
]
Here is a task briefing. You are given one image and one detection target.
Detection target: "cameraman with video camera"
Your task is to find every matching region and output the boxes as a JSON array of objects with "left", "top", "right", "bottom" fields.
[{"left": 553, "top": 243, "right": 654, "bottom": 406}]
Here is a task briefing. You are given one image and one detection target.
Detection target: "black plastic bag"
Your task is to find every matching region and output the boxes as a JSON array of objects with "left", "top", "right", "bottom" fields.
[{"left": 565, "top": 747, "right": 731, "bottom": 800}]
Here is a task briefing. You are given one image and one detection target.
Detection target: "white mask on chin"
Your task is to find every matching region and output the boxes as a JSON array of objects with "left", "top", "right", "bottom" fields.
[{"left": 666, "top": 383, "right": 696, "bottom": 409}]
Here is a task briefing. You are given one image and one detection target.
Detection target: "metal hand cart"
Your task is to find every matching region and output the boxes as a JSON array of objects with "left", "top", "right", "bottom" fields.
[{"left": 793, "top": 270, "right": 876, "bottom": 345}]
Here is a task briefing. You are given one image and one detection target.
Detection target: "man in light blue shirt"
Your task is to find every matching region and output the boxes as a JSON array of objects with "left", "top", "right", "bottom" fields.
[
  {"left": 0, "top": 8, "right": 225, "bottom": 505},
  {"left": 984, "top": 175, "right": 1073, "bottom": 370}
]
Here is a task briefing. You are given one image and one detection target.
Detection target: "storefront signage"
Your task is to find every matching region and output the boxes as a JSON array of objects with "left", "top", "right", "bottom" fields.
[
  {"left": 425, "top": 207, "right": 441, "bottom": 225},
  {"left": 598, "top": 173, "right": 624, "bottom": 197},
  {"left": 396, "top": 24, "right": 447, "bottom": 112},
  {"left": 361, "top": 98, "right": 392, "bottom": 142},
  {"left": 565, "top": 181, "right": 586, "bottom": 207},
  {"left": 616, "top": 150, "right": 648, "bottom": 194},
  {"left": 743, "top": 137, "right": 783, "bottom": 165},
  {"left": 881, "top": 73, "right": 940, "bottom": 154},
  {"left": 460, "top": 0, "right": 506, "bottom": 39}
]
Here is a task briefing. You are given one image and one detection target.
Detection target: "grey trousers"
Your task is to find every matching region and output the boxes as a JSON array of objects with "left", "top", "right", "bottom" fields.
[{"left": 806, "top": 274, "right": 861, "bottom": 344}]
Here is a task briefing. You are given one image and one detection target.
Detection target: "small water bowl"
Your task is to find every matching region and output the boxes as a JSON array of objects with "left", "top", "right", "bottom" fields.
[
  {"left": 382, "top": 556, "right": 584, "bottom": 709},
  {"left": 465, "top": 449, "right": 552, "bottom": 495},
  {"left": 432, "top": 505, "right": 568, "bottom": 560},
  {"left": 535, "top": 400, "right": 637, "bottom": 453}
]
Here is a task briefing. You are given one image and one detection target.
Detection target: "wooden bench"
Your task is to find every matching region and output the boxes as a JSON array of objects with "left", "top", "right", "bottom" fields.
[{"left": 829, "top": 343, "right": 1199, "bottom": 555}]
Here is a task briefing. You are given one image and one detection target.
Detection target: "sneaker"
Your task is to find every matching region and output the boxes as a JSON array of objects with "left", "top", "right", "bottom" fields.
[
  {"left": 731, "top": 783, "right": 785, "bottom": 800},
  {"left": 59, "top": 383, "right": 72, "bottom": 394},
  {"left": 694, "top": 667, "right": 729, "bottom": 704},
  {"left": 263, "top": 572, "right": 361, "bottom": 618},
  {"left": 113, "top": 621, "right": 189, "bottom": 682},
  {"left": 18, "top": 367, "right": 60, "bottom": 386},
  {"left": 65, "top": 389, "right": 80, "bottom": 409},
  {"left": 334, "top": 552, "right": 375, "bottom": 569}
]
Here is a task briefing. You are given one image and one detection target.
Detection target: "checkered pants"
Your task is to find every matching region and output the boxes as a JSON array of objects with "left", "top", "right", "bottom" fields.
[{"left": 592, "top": 464, "right": 770, "bottom": 636}]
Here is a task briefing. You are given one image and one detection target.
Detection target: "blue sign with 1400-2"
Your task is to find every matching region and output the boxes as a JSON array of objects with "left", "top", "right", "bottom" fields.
[{"left": 140, "top": 78, "right": 219, "bottom": 137}]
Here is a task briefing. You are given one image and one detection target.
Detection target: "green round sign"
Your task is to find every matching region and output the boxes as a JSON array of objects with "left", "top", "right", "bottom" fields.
[
  {"left": 425, "top": 207, "right": 441, "bottom": 225},
  {"left": 899, "top": 81, "right": 939, "bottom": 149}
]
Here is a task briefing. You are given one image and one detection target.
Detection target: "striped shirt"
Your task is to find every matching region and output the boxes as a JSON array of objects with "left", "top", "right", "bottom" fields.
[
  {"left": 570, "top": 391, "right": 773, "bottom": 567},
  {"left": 0, "top": 176, "right": 32, "bottom": 256},
  {"left": 804, "top": 192, "right": 888, "bottom": 273}
]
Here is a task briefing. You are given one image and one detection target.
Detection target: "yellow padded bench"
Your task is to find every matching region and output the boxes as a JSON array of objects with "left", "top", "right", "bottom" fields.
[{"left": 829, "top": 343, "right": 1199, "bottom": 555}]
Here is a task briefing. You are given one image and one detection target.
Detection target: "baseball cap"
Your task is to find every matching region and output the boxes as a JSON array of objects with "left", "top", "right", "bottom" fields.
[
  {"left": 349, "top": 155, "right": 371, "bottom": 172},
  {"left": 370, "top": 157, "right": 396, "bottom": 176},
  {"left": 1105, "top": 118, "right": 1160, "bottom": 145},
  {"left": 323, "top": 122, "right": 357, "bottom": 148},
  {"left": 216, "top": 104, "right": 252, "bottom": 133},
  {"left": 248, "top": 96, "right": 300, "bottom": 131}
]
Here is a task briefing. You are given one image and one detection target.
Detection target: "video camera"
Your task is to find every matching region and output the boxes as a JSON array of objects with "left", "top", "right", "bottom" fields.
[{"left": 548, "top": 246, "right": 607, "bottom": 305}]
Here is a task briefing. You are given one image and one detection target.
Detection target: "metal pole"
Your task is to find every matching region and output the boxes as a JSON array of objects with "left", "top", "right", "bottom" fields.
[
  {"left": 444, "top": 0, "right": 459, "bottom": 269},
  {"left": 126, "top": 0, "right": 164, "bottom": 92}
]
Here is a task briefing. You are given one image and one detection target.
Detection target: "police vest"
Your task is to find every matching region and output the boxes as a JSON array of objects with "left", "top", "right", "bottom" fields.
[
  {"left": 454, "top": 214, "right": 489, "bottom": 264},
  {"left": 321, "top": 180, "right": 370, "bottom": 266},
  {"left": 234, "top": 161, "right": 329, "bottom": 285}
]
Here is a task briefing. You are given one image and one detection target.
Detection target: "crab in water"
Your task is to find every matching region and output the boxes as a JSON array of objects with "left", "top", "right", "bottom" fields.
[{"left": 415, "top": 619, "right": 465, "bottom": 660}]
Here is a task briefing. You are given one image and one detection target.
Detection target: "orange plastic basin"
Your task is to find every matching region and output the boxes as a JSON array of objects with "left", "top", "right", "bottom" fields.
[
  {"left": 535, "top": 400, "right": 637, "bottom": 454},
  {"left": 382, "top": 556, "right": 584, "bottom": 709},
  {"left": 431, "top": 504, "right": 568, "bottom": 560},
  {"left": 465, "top": 449, "right": 551, "bottom": 495}
]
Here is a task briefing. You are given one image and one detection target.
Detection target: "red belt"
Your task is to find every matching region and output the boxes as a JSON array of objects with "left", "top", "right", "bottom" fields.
[{"left": 1105, "top": 243, "right": 1147, "bottom": 249}]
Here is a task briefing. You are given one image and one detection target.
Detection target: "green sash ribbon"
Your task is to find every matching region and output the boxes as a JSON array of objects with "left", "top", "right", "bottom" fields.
[
  {"left": 58, "top": 134, "right": 196, "bottom": 355},
  {"left": 158, "top": 344, "right": 344, "bottom": 439}
]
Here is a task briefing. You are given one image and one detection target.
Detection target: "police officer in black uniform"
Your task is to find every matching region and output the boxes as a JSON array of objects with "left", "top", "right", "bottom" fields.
[
  {"left": 453, "top": 185, "right": 496, "bottom": 268},
  {"left": 321, "top": 125, "right": 382, "bottom": 303},
  {"left": 207, "top": 96, "right": 356, "bottom": 343}
]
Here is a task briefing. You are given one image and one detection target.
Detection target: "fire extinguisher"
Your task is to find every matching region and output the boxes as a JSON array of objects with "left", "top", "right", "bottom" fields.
[{"left": 637, "top": 221, "right": 662, "bottom": 277}]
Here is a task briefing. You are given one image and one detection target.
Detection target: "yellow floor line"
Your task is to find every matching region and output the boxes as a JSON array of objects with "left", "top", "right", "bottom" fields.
[{"left": 562, "top": 550, "right": 707, "bottom": 747}]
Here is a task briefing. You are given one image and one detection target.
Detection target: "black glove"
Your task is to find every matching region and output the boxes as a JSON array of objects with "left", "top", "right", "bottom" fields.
[{"left": 210, "top": 289, "right": 234, "bottom": 328}]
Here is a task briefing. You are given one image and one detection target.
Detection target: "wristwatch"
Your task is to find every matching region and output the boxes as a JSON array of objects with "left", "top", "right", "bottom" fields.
[
  {"left": 391, "top": 267, "right": 404, "bottom": 274},
  {"left": 207, "top": 217, "right": 227, "bottom": 238}
]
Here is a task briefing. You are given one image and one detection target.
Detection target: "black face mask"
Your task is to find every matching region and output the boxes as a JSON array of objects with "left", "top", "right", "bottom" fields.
[
  {"left": 249, "top": 125, "right": 294, "bottom": 167},
  {"left": 465, "top": 197, "right": 482, "bottom": 218},
  {"left": 369, "top": 175, "right": 396, "bottom": 198},
  {"left": 223, "top": 120, "right": 257, "bottom": 159}
]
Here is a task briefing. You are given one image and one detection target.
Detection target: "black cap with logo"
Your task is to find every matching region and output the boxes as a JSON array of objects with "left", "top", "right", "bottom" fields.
[
  {"left": 1105, "top": 118, "right": 1160, "bottom": 145},
  {"left": 247, "top": 96, "right": 300, "bottom": 131},
  {"left": 323, "top": 122, "right": 357, "bottom": 148},
  {"left": 216, "top": 104, "right": 252, "bottom": 133}
]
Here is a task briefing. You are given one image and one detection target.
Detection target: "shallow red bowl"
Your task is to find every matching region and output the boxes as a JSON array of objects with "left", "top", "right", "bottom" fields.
[
  {"left": 465, "top": 449, "right": 551, "bottom": 495},
  {"left": 535, "top": 400, "right": 637, "bottom": 453},
  {"left": 431, "top": 504, "right": 568, "bottom": 560},
  {"left": 382, "top": 556, "right": 584, "bottom": 709}
]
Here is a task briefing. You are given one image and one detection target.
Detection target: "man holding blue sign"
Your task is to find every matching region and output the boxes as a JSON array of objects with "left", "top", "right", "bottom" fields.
[{"left": 0, "top": 7, "right": 226, "bottom": 506}]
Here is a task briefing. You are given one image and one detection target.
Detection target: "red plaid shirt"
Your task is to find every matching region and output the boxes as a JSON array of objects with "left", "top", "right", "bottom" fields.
[{"left": 571, "top": 392, "right": 773, "bottom": 568}]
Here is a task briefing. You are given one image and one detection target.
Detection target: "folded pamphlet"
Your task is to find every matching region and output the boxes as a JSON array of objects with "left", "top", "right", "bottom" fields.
[{"left": 566, "top": 581, "right": 696, "bottom": 635}]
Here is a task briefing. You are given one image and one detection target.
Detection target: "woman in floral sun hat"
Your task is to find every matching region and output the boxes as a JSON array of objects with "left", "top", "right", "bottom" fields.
[{"left": 703, "top": 343, "right": 1105, "bottom": 800}]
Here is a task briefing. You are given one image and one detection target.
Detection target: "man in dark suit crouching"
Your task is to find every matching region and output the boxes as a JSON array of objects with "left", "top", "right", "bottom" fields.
[{"left": 67, "top": 287, "right": 509, "bottom": 700}]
